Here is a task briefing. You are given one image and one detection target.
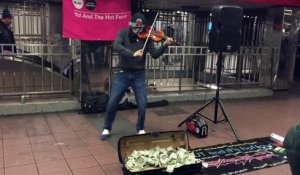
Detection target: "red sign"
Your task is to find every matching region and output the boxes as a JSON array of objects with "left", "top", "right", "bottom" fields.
[
  {"left": 240, "top": 0, "right": 300, "bottom": 6},
  {"left": 63, "top": 0, "right": 131, "bottom": 41}
]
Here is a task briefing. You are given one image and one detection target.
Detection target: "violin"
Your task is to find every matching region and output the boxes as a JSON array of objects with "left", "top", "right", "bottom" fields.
[
  {"left": 138, "top": 26, "right": 168, "bottom": 42},
  {"left": 139, "top": 13, "right": 175, "bottom": 52}
]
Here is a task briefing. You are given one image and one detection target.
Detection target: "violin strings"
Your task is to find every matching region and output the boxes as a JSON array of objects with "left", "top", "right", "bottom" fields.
[{"left": 142, "top": 13, "right": 159, "bottom": 52}]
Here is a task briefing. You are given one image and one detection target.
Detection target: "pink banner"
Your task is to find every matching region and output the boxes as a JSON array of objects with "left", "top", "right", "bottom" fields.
[
  {"left": 239, "top": 0, "right": 300, "bottom": 6},
  {"left": 63, "top": 0, "right": 131, "bottom": 41}
]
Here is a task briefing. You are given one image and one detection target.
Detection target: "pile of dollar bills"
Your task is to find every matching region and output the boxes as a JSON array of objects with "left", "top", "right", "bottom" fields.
[{"left": 125, "top": 146, "right": 200, "bottom": 173}]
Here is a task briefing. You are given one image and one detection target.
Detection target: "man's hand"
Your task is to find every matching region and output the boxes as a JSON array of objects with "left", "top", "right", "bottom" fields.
[
  {"left": 163, "top": 37, "right": 174, "bottom": 46},
  {"left": 133, "top": 49, "right": 144, "bottom": 58}
]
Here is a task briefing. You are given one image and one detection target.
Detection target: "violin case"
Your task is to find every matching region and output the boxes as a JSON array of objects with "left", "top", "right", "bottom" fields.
[{"left": 118, "top": 130, "right": 203, "bottom": 175}]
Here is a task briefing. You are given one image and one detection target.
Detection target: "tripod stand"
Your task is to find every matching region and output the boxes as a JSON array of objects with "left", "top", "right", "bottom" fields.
[{"left": 178, "top": 52, "right": 239, "bottom": 141}]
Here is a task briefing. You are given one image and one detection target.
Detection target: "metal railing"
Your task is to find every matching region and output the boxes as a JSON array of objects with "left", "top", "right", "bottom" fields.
[
  {"left": 111, "top": 46, "right": 277, "bottom": 92},
  {"left": 0, "top": 44, "right": 277, "bottom": 99},
  {"left": 0, "top": 43, "right": 79, "bottom": 97}
]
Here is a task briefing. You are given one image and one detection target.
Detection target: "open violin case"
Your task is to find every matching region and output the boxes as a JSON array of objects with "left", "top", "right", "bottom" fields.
[{"left": 118, "top": 131, "right": 203, "bottom": 175}]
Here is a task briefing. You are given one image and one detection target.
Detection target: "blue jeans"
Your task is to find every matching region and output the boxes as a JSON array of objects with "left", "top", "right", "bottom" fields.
[{"left": 103, "top": 68, "right": 147, "bottom": 132}]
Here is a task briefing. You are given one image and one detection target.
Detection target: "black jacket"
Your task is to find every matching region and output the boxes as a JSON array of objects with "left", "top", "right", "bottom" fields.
[
  {"left": 114, "top": 28, "right": 168, "bottom": 70},
  {"left": 283, "top": 124, "right": 300, "bottom": 175},
  {"left": 0, "top": 20, "right": 16, "bottom": 53}
]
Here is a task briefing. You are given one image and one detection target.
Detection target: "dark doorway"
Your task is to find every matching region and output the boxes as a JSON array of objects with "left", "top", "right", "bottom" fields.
[
  {"left": 294, "top": 33, "right": 300, "bottom": 80},
  {"left": 81, "top": 41, "right": 112, "bottom": 93}
]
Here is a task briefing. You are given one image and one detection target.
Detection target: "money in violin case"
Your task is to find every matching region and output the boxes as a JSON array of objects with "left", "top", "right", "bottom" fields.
[{"left": 118, "top": 130, "right": 203, "bottom": 175}]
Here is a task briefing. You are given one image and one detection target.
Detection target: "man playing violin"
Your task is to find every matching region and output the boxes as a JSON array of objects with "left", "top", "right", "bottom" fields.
[{"left": 100, "top": 12, "right": 173, "bottom": 140}]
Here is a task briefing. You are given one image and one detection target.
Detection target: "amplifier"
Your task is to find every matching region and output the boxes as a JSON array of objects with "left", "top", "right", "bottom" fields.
[{"left": 186, "top": 114, "right": 208, "bottom": 138}]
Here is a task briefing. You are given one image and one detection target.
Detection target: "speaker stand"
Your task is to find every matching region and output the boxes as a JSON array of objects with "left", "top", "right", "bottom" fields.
[{"left": 178, "top": 52, "right": 240, "bottom": 142}]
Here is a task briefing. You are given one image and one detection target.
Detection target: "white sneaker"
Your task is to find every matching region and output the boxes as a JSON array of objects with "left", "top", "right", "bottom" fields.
[
  {"left": 137, "top": 130, "right": 146, "bottom": 134},
  {"left": 102, "top": 129, "right": 110, "bottom": 135},
  {"left": 100, "top": 129, "right": 110, "bottom": 140}
]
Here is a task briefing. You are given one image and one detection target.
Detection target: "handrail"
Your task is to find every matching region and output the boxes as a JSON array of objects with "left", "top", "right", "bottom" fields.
[{"left": 0, "top": 43, "right": 77, "bottom": 97}]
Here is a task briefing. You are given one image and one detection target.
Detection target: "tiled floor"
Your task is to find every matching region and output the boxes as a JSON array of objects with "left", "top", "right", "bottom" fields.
[{"left": 0, "top": 88, "right": 299, "bottom": 175}]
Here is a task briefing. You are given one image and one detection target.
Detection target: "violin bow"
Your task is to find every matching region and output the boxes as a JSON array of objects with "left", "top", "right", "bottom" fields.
[{"left": 142, "top": 12, "right": 159, "bottom": 52}]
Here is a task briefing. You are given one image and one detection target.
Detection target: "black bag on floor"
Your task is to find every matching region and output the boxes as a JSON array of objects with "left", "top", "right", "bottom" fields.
[
  {"left": 80, "top": 92, "right": 109, "bottom": 114},
  {"left": 118, "top": 99, "right": 169, "bottom": 110}
]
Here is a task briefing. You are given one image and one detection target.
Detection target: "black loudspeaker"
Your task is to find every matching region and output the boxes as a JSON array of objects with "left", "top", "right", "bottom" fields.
[{"left": 209, "top": 6, "right": 243, "bottom": 53}]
